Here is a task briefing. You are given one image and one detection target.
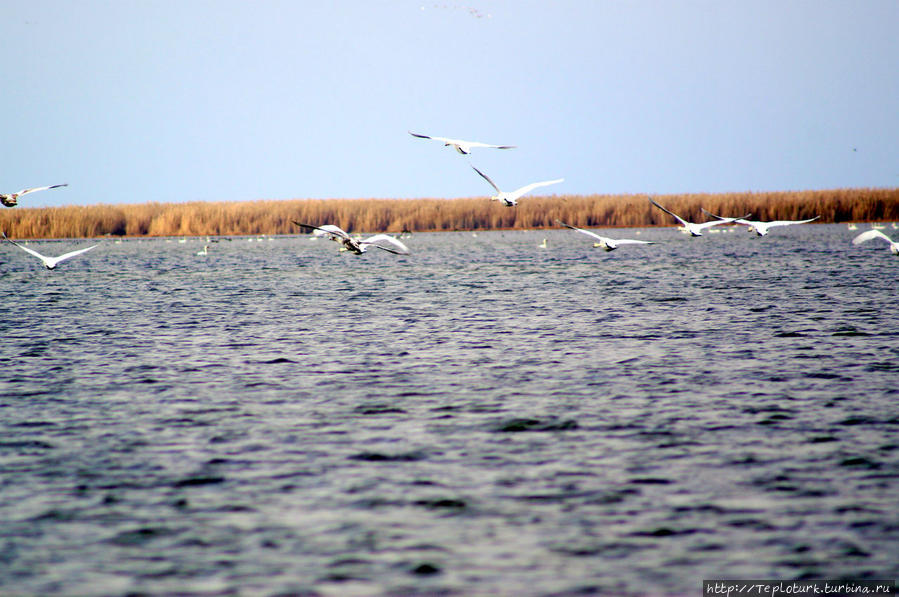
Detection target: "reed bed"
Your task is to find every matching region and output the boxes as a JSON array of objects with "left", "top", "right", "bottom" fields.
[{"left": 0, "top": 188, "right": 896, "bottom": 239}]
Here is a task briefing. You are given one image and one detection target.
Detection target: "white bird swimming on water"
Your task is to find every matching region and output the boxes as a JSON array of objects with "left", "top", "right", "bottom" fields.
[
  {"left": 2, "top": 232, "right": 97, "bottom": 269},
  {"left": 292, "top": 222, "right": 410, "bottom": 255},
  {"left": 1, "top": 184, "right": 68, "bottom": 208},
  {"left": 555, "top": 220, "right": 656, "bottom": 252},
  {"left": 472, "top": 166, "right": 563, "bottom": 207},
  {"left": 408, "top": 131, "right": 515, "bottom": 155},
  {"left": 731, "top": 215, "right": 820, "bottom": 236},
  {"left": 852, "top": 229, "right": 899, "bottom": 255},
  {"left": 648, "top": 198, "right": 746, "bottom": 237},
  {"left": 196, "top": 244, "right": 209, "bottom": 256}
]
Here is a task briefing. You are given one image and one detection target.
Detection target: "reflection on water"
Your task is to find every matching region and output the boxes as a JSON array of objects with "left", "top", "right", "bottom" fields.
[{"left": 1, "top": 225, "right": 897, "bottom": 595}]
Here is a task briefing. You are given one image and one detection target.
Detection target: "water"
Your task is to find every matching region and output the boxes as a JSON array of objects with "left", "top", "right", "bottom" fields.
[{"left": 1, "top": 225, "right": 897, "bottom": 596}]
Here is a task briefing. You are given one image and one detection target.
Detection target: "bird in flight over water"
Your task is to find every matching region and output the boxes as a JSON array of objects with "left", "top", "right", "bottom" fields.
[
  {"left": 471, "top": 166, "right": 563, "bottom": 207},
  {"left": 409, "top": 131, "right": 515, "bottom": 155},
  {"left": 1, "top": 184, "right": 68, "bottom": 208},
  {"left": 852, "top": 229, "right": 899, "bottom": 255},
  {"left": 649, "top": 198, "right": 747, "bottom": 237},
  {"left": 2, "top": 232, "right": 97, "bottom": 269},
  {"left": 555, "top": 220, "right": 656, "bottom": 252},
  {"left": 729, "top": 216, "right": 820, "bottom": 237},
  {"left": 292, "top": 222, "right": 410, "bottom": 255}
]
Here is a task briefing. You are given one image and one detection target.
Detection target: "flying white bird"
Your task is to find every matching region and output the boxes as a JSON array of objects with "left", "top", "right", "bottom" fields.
[
  {"left": 649, "top": 198, "right": 746, "bottom": 237},
  {"left": 2, "top": 232, "right": 97, "bottom": 269},
  {"left": 852, "top": 229, "right": 899, "bottom": 255},
  {"left": 292, "top": 222, "right": 410, "bottom": 255},
  {"left": 1, "top": 184, "right": 68, "bottom": 208},
  {"left": 409, "top": 131, "right": 515, "bottom": 155},
  {"left": 555, "top": 220, "right": 655, "bottom": 252},
  {"left": 472, "top": 166, "right": 563, "bottom": 207},
  {"left": 731, "top": 216, "right": 820, "bottom": 236}
]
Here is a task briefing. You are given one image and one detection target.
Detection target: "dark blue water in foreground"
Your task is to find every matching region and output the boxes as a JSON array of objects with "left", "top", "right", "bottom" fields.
[{"left": 1, "top": 224, "right": 897, "bottom": 596}]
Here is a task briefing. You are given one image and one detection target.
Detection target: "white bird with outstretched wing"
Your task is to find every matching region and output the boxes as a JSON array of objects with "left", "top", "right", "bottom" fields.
[
  {"left": 732, "top": 216, "right": 820, "bottom": 236},
  {"left": 472, "top": 166, "right": 563, "bottom": 207},
  {"left": 292, "top": 222, "right": 409, "bottom": 255},
  {"left": 1, "top": 184, "right": 68, "bottom": 207},
  {"left": 649, "top": 198, "right": 746, "bottom": 237},
  {"left": 555, "top": 220, "right": 655, "bottom": 252},
  {"left": 409, "top": 131, "right": 515, "bottom": 155},
  {"left": 852, "top": 229, "right": 899, "bottom": 255},
  {"left": 2, "top": 232, "right": 97, "bottom": 269}
]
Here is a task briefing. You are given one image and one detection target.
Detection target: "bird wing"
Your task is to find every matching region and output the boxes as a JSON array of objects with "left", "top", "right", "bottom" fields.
[
  {"left": 765, "top": 216, "right": 820, "bottom": 227},
  {"left": 852, "top": 229, "right": 893, "bottom": 245},
  {"left": 15, "top": 183, "right": 68, "bottom": 196},
  {"left": 693, "top": 219, "right": 731, "bottom": 231},
  {"left": 555, "top": 219, "right": 604, "bottom": 242},
  {"left": 2, "top": 232, "right": 51, "bottom": 261},
  {"left": 465, "top": 141, "right": 516, "bottom": 150},
  {"left": 508, "top": 178, "right": 563, "bottom": 201},
  {"left": 700, "top": 208, "right": 753, "bottom": 222},
  {"left": 648, "top": 198, "right": 689, "bottom": 227},
  {"left": 410, "top": 132, "right": 460, "bottom": 145},
  {"left": 472, "top": 166, "right": 502, "bottom": 194},
  {"left": 54, "top": 244, "right": 98, "bottom": 263},
  {"left": 292, "top": 221, "right": 350, "bottom": 240},
  {"left": 611, "top": 238, "right": 655, "bottom": 246},
  {"left": 316, "top": 224, "right": 350, "bottom": 238},
  {"left": 360, "top": 234, "right": 410, "bottom": 255}
]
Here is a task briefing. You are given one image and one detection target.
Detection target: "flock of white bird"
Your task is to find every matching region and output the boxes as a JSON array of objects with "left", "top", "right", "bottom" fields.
[
  {"left": 1, "top": 135, "right": 896, "bottom": 268},
  {"left": 405, "top": 131, "right": 894, "bottom": 256}
]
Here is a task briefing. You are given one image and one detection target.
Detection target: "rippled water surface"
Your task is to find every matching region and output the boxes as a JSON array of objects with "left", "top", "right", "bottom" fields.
[{"left": 1, "top": 225, "right": 897, "bottom": 596}]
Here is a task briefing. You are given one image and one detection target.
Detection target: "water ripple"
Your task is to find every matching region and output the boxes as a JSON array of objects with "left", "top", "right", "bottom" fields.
[{"left": 0, "top": 227, "right": 897, "bottom": 595}]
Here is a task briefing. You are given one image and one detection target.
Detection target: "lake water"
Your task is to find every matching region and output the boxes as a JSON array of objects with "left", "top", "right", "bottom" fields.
[{"left": 1, "top": 224, "right": 897, "bottom": 596}]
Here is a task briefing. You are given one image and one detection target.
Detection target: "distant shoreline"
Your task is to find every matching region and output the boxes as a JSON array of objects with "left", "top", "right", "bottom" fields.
[{"left": 1, "top": 188, "right": 896, "bottom": 239}]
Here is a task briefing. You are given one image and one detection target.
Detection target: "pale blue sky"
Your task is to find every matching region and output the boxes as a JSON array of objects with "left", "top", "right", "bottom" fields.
[{"left": 2, "top": 0, "right": 897, "bottom": 207}]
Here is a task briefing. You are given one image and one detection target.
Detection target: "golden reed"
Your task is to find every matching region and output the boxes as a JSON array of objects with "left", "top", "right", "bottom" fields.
[{"left": 0, "top": 188, "right": 896, "bottom": 239}]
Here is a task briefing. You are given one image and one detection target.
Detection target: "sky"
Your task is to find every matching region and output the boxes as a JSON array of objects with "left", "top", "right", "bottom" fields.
[{"left": 2, "top": 0, "right": 897, "bottom": 208}]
